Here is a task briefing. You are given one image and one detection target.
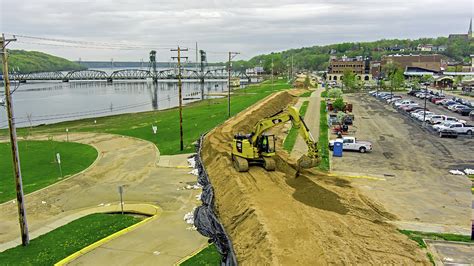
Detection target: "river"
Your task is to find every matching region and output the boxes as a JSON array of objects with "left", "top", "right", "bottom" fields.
[{"left": 0, "top": 69, "right": 231, "bottom": 128}]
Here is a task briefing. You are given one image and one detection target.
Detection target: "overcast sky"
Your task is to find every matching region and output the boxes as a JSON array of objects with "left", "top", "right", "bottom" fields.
[{"left": 0, "top": 0, "right": 473, "bottom": 62}]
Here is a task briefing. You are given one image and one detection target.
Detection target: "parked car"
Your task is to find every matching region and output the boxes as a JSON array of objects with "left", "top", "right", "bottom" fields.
[
  {"left": 448, "top": 104, "right": 467, "bottom": 111},
  {"left": 387, "top": 96, "right": 402, "bottom": 103},
  {"left": 395, "top": 100, "right": 416, "bottom": 107},
  {"left": 328, "top": 136, "right": 372, "bottom": 153},
  {"left": 470, "top": 110, "right": 474, "bottom": 121},
  {"left": 413, "top": 111, "right": 434, "bottom": 120},
  {"left": 433, "top": 121, "right": 457, "bottom": 131},
  {"left": 400, "top": 104, "right": 420, "bottom": 111},
  {"left": 432, "top": 98, "right": 446, "bottom": 104},
  {"left": 436, "top": 122, "right": 474, "bottom": 135},
  {"left": 418, "top": 113, "right": 437, "bottom": 122},
  {"left": 458, "top": 107, "right": 473, "bottom": 116}
]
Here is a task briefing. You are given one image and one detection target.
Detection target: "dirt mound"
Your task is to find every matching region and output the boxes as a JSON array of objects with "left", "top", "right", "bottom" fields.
[{"left": 202, "top": 91, "right": 429, "bottom": 264}]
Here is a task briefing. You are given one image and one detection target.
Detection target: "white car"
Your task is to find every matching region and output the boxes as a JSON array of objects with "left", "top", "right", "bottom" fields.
[
  {"left": 431, "top": 115, "right": 466, "bottom": 125},
  {"left": 413, "top": 111, "right": 434, "bottom": 120},
  {"left": 387, "top": 96, "right": 402, "bottom": 103},
  {"left": 437, "top": 122, "right": 474, "bottom": 134},
  {"left": 329, "top": 136, "right": 373, "bottom": 153},
  {"left": 394, "top": 100, "right": 416, "bottom": 107},
  {"left": 448, "top": 104, "right": 466, "bottom": 111},
  {"left": 418, "top": 113, "right": 436, "bottom": 122},
  {"left": 433, "top": 121, "right": 457, "bottom": 131}
]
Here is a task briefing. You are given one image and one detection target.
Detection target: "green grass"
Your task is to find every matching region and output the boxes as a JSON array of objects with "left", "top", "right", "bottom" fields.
[
  {"left": 398, "top": 230, "right": 473, "bottom": 249},
  {"left": 283, "top": 101, "right": 309, "bottom": 152},
  {"left": 0, "top": 140, "right": 97, "bottom": 203},
  {"left": 300, "top": 91, "right": 313, "bottom": 97},
  {"left": 0, "top": 213, "right": 143, "bottom": 265},
  {"left": 1, "top": 80, "right": 291, "bottom": 155},
  {"left": 318, "top": 100, "right": 330, "bottom": 171},
  {"left": 180, "top": 244, "right": 221, "bottom": 266}
]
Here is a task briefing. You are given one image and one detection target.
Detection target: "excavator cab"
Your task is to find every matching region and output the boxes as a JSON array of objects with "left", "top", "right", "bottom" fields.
[{"left": 257, "top": 134, "right": 275, "bottom": 155}]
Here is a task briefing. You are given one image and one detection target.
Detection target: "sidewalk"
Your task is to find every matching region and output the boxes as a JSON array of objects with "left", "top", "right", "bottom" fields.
[{"left": 290, "top": 88, "right": 322, "bottom": 160}]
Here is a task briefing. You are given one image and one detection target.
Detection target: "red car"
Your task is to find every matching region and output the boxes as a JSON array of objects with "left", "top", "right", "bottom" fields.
[{"left": 431, "top": 97, "right": 444, "bottom": 104}]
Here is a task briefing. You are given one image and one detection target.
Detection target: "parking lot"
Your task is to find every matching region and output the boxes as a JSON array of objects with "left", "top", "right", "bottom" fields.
[{"left": 331, "top": 93, "right": 473, "bottom": 234}]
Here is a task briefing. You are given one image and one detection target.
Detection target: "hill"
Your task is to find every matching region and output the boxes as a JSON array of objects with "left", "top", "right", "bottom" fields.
[
  {"left": 1, "top": 50, "right": 86, "bottom": 74},
  {"left": 231, "top": 36, "right": 473, "bottom": 73}
]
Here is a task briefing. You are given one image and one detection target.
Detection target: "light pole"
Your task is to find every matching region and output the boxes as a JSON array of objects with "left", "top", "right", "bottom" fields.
[{"left": 423, "top": 85, "right": 428, "bottom": 124}]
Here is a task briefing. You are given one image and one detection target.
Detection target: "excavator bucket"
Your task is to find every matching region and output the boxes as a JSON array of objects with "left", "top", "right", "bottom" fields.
[{"left": 297, "top": 155, "right": 319, "bottom": 169}]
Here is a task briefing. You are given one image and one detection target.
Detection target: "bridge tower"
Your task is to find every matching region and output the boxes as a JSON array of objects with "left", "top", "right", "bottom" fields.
[
  {"left": 199, "top": 50, "right": 207, "bottom": 100},
  {"left": 149, "top": 50, "right": 157, "bottom": 82}
]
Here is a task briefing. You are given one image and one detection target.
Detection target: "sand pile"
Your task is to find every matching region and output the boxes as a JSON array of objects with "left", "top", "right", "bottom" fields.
[{"left": 202, "top": 91, "right": 429, "bottom": 264}]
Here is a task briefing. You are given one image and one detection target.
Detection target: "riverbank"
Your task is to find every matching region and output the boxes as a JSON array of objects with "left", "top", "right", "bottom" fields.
[{"left": 0, "top": 80, "right": 291, "bottom": 155}]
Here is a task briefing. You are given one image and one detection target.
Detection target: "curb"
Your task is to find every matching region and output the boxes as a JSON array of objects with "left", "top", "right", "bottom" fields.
[
  {"left": 173, "top": 243, "right": 211, "bottom": 265},
  {"left": 54, "top": 204, "right": 161, "bottom": 266}
]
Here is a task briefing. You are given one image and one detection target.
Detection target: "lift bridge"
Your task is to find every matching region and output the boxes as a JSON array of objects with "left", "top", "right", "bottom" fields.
[{"left": 9, "top": 68, "right": 252, "bottom": 83}]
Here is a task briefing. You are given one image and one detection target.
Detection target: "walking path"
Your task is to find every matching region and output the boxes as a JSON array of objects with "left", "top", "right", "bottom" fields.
[
  {"left": 0, "top": 133, "right": 206, "bottom": 264},
  {"left": 290, "top": 88, "right": 322, "bottom": 160}
]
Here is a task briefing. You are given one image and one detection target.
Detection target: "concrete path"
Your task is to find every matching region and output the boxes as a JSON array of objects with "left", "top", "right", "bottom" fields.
[
  {"left": 290, "top": 88, "right": 322, "bottom": 160},
  {"left": 0, "top": 133, "right": 207, "bottom": 264}
]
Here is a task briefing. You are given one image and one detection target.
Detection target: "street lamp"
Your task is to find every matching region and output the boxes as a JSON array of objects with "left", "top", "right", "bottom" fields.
[{"left": 423, "top": 85, "right": 428, "bottom": 125}]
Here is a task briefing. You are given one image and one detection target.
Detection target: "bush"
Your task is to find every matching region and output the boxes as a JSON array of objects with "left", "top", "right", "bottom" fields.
[{"left": 333, "top": 98, "right": 345, "bottom": 111}]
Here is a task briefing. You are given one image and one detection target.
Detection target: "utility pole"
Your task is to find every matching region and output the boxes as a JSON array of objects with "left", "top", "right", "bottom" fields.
[
  {"left": 291, "top": 55, "right": 294, "bottom": 82},
  {"left": 195, "top": 42, "right": 198, "bottom": 68},
  {"left": 171, "top": 46, "right": 188, "bottom": 151},
  {"left": 271, "top": 58, "right": 274, "bottom": 90},
  {"left": 227, "top": 52, "right": 240, "bottom": 118},
  {"left": 1, "top": 34, "right": 30, "bottom": 246}
]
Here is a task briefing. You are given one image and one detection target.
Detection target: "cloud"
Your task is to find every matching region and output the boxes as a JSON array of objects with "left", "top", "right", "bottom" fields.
[{"left": 0, "top": 0, "right": 472, "bottom": 62}]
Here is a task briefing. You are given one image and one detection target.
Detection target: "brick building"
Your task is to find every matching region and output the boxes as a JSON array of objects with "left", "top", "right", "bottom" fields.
[
  {"left": 327, "top": 56, "right": 372, "bottom": 84},
  {"left": 381, "top": 54, "right": 446, "bottom": 73}
]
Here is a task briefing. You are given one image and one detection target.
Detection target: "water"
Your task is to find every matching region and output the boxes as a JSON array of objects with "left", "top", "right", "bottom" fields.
[{"left": 0, "top": 79, "right": 230, "bottom": 128}]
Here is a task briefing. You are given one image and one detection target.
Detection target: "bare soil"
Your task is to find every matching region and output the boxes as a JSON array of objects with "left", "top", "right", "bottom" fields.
[{"left": 202, "top": 91, "right": 429, "bottom": 264}]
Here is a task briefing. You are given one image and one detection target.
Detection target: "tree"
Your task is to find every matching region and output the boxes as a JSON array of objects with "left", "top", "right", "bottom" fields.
[
  {"left": 304, "top": 76, "right": 311, "bottom": 88},
  {"left": 342, "top": 69, "right": 357, "bottom": 90},
  {"left": 328, "top": 88, "right": 343, "bottom": 98},
  {"left": 333, "top": 97, "right": 345, "bottom": 111},
  {"left": 389, "top": 68, "right": 405, "bottom": 90}
]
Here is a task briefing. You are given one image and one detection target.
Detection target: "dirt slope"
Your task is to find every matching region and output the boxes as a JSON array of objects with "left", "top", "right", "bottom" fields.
[{"left": 202, "top": 91, "right": 429, "bottom": 264}]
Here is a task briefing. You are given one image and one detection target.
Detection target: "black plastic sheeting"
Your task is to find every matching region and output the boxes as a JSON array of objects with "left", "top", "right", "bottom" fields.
[{"left": 193, "top": 134, "right": 238, "bottom": 266}]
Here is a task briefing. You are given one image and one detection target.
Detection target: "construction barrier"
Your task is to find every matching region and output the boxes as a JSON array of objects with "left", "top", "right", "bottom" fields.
[{"left": 193, "top": 134, "right": 238, "bottom": 266}]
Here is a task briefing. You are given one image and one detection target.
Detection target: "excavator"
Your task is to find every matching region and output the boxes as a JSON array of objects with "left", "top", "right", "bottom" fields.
[{"left": 231, "top": 106, "right": 319, "bottom": 172}]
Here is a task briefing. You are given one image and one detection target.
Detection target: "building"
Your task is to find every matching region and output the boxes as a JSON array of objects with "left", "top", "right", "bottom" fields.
[
  {"left": 326, "top": 56, "right": 372, "bottom": 83},
  {"left": 381, "top": 54, "right": 446, "bottom": 74},
  {"left": 417, "top": 44, "right": 433, "bottom": 52},
  {"left": 448, "top": 18, "right": 473, "bottom": 40}
]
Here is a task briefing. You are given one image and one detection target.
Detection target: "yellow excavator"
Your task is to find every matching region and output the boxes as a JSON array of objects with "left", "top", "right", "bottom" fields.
[{"left": 231, "top": 106, "right": 319, "bottom": 172}]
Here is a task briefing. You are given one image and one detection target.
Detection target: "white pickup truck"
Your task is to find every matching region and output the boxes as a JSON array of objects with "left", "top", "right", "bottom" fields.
[
  {"left": 437, "top": 122, "right": 474, "bottom": 135},
  {"left": 329, "top": 136, "right": 373, "bottom": 153}
]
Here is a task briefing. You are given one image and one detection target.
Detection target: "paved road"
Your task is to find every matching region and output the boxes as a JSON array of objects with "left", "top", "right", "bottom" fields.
[
  {"left": 0, "top": 133, "right": 206, "bottom": 264},
  {"left": 291, "top": 88, "right": 322, "bottom": 160}
]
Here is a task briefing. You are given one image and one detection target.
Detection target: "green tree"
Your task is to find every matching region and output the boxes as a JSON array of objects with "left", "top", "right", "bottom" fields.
[
  {"left": 389, "top": 68, "right": 405, "bottom": 90},
  {"left": 304, "top": 76, "right": 311, "bottom": 88},
  {"left": 342, "top": 69, "right": 357, "bottom": 90},
  {"left": 328, "top": 88, "right": 343, "bottom": 98},
  {"left": 333, "top": 98, "right": 345, "bottom": 111}
]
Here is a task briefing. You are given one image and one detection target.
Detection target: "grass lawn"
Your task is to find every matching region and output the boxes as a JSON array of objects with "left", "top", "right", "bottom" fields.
[
  {"left": 0, "top": 140, "right": 97, "bottom": 203},
  {"left": 283, "top": 101, "right": 309, "bottom": 152},
  {"left": 318, "top": 100, "right": 330, "bottom": 171},
  {"left": 300, "top": 91, "right": 313, "bottom": 97},
  {"left": 0, "top": 213, "right": 142, "bottom": 265},
  {"left": 180, "top": 244, "right": 221, "bottom": 266},
  {"left": 1, "top": 80, "right": 291, "bottom": 155},
  {"left": 399, "top": 230, "right": 473, "bottom": 249}
]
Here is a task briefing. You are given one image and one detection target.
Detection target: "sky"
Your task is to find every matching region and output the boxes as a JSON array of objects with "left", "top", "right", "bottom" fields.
[{"left": 0, "top": 0, "right": 473, "bottom": 62}]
